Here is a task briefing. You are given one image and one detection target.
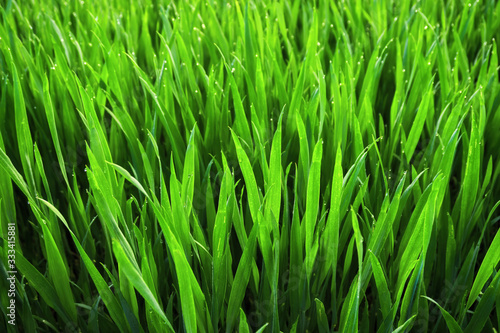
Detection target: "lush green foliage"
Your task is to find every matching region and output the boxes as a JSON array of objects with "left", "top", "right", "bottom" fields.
[{"left": 1, "top": 0, "right": 500, "bottom": 332}]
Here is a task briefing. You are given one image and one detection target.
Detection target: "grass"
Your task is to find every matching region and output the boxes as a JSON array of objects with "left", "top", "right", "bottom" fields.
[{"left": 1, "top": 0, "right": 500, "bottom": 332}]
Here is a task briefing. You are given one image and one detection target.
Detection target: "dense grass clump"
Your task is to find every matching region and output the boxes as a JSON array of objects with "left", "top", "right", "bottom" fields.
[{"left": 1, "top": 0, "right": 500, "bottom": 332}]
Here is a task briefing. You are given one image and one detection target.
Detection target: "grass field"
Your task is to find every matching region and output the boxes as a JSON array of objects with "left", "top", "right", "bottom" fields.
[{"left": 1, "top": 0, "right": 500, "bottom": 332}]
